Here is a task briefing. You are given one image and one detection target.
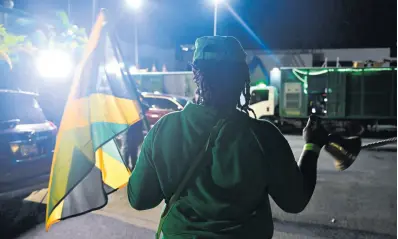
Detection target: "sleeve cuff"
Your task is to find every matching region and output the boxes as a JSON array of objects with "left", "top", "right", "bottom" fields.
[{"left": 303, "top": 143, "right": 321, "bottom": 154}]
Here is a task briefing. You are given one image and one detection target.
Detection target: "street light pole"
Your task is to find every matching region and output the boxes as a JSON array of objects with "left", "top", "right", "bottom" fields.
[
  {"left": 126, "top": 0, "right": 142, "bottom": 69},
  {"left": 134, "top": 18, "right": 139, "bottom": 68},
  {"left": 3, "top": 0, "right": 14, "bottom": 26},
  {"left": 213, "top": 3, "right": 218, "bottom": 36},
  {"left": 67, "top": 0, "right": 71, "bottom": 19},
  {"left": 92, "top": 0, "right": 97, "bottom": 27}
]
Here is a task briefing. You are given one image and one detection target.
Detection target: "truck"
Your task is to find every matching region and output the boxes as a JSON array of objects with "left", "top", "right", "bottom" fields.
[
  {"left": 248, "top": 67, "right": 397, "bottom": 134},
  {"left": 124, "top": 67, "right": 397, "bottom": 134},
  {"left": 130, "top": 71, "right": 196, "bottom": 98}
]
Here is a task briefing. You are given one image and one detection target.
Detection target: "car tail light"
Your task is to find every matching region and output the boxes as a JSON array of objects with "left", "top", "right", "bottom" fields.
[
  {"left": 10, "top": 143, "right": 19, "bottom": 153},
  {"left": 46, "top": 121, "right": 58, "bottom": 135},
  {"left": 9, "top": 142, "right": 39, "bottom": 157},
  {"left": 47, "top": 121, "right": 57, "bottom": 128},
  {"left": 148, "top": 114, "right": 160, "bottom": 118}
]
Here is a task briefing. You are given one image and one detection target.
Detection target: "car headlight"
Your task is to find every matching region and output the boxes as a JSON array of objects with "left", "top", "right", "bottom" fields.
[{"left": 36, "top": 49, "right": 73, "bottom": 78}]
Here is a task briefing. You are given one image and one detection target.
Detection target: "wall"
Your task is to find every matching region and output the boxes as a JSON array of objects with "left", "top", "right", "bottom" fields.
[
  {"left": 116, "top": 42, "right": 392, "bottom": 73},
  {"left": 246, "top": 51, "right": 313, "bottom": 86},
  {"left": 318, "top": 48, "right": 391, "bottom": 62},
  {"left": 248, "top": 48, "right": 391, "bottom": 65},
  {"left": 246, "top": 52, "right": 313, "bottom": 69}
]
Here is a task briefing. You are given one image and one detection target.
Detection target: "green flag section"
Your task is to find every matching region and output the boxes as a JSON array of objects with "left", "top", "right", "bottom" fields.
[{"left": 45, "top": 10, "right": 143, "bottom": 231}]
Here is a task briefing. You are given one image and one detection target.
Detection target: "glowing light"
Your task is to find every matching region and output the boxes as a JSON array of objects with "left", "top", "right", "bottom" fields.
[
  {"left": 324, "top": 98, "right": 328, "bottom": 102},
  {"left": 213, "top": 0, "right": 224, "bottom": 5},
  {"left": 129, "top": 65, "right": 138, "bottom": 74},
  {"left": 126, "top": 0, "right": 142, "bottom": 10},
  {"left": 271, "top": 67, "right": 280, "bottom": 74},
  {"left": 148, "top": 114, "right": 160, "bottom": 118},
  {"left": 270, "top": 67, "right": 281, "bottom": 87},
  {"left": 312, "top": 108, "right": 316, "bottom": 114},
  {"left": 292, "top": 69, "right": 306, "bottom": 84},
  {"left": 106, "top": 60, "right": 124, "bottom": 75},
  {"left": 10, "top": 143, "right": 19, "bottom": 153},
  {"left": 225, "top": 4, "right": 279, "bottom": 64},
  {"left": 257, "top": 83, "right": 267, "bottom": 88},
  {"left": 293, "top": 68, "right": 328, "bottom": 76},
  {"left": 335, "top": 68, "right": 362, "bottom": 73},
  {"left": 36, "top": 49, "right": 73, "bottom": 78},
  {"left": 363, "top": 68, "right": 395, "bottom": 72},
  {"left": 292, "top": 67, "right": 396, "bottom": 75}
]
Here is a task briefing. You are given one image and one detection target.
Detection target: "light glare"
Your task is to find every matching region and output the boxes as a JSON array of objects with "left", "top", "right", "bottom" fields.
[
  {"left": 270, "top": 67, "right": 281, "bottom": 74},
  {"left": 126, "top": 0, "right": 142, "bottom": 9},
  {"left": 36, "top": 49, "right": 73, "bottom": 78},
  {"left": 129, "top": 65, "right": 138, "bottom": 74},
  {"left": 257, "top": 83, "right": 267, "bottom": 88},
  {"left": 105, "top": 60, "right": 124, "bottom": 76}
]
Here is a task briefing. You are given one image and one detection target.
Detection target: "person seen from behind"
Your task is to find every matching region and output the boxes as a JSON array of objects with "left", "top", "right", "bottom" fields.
[
  {"left": 117, "top": 91, "right": 150, "bottom": 171},
  {"left": 127, "top": 36, "right": 328, "bottom": 238}
]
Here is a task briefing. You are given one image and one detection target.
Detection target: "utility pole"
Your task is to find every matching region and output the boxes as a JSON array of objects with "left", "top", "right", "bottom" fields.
[
  {"left": 67, "top": 0, "right": 71, "bottom": 19},
  {"left": 3, "top": 0, "right": 14, "bottom": 27},
  {"left": 92, "top": 0, "right": 97, "bottom": 27}
]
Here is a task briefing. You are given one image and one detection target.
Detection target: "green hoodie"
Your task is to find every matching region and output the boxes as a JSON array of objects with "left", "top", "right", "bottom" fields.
[{"left": 128, "top": 103, "right": 311, "bottom": 238}]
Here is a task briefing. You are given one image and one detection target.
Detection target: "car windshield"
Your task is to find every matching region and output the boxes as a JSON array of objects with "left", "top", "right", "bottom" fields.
[
  {"left": 175, "top": 97, "right": 188, "bottom": 107},
  {"left": 0, "top": 93, "right": 47, "bottom": 124}
]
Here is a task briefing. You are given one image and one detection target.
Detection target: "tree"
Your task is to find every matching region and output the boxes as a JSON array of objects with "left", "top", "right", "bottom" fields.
[
  {"left": 0, "top": 24, "right": 27, "bottom": 69},
  {"left": 51, "top": 11, "right": 88, "bottom": 52},
  {"left": 0, "top": 10, "right": 89, "bottom": 69}
]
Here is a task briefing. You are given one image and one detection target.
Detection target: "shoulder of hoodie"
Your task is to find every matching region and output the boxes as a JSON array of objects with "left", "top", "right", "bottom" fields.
[
  {"left": 150, "top": 109, "right": 282, "bottom": 139},
  {"left": 148, "top": 111, "right": 183, "bottom": 136},
  {"left": 232, "top": 110, "right": 282, "bottom": 134}
]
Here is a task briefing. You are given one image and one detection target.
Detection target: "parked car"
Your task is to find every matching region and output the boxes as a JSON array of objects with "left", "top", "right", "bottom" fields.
[
  {"left": 0, "top": 90, "right": 57, "bottom": 200},
  {"left": 141, "top": 92, "right": 190, "bottom": 127}
]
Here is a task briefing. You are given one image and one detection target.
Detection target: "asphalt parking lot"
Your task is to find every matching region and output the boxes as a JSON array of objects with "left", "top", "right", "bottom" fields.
[{"left": 1, "top": 135, "right": 396, "bottom": 239}]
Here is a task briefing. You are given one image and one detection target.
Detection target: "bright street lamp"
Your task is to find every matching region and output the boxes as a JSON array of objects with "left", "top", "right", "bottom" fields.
[
  {"left": 36, "top": 49, "right": 73, "bottom": 79},
  {"left": 126, "top": 0, "right": 142, "bottom": 10}
]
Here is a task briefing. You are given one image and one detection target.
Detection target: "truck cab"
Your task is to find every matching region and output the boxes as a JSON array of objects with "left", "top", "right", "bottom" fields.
[{"left": 242, "top": 84, "right": 279, "bottom": 120}]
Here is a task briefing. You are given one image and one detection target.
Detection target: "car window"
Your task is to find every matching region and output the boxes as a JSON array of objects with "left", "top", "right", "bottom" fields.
[
  {"left": 175, "top": 98, "right": 188, "bottom": 107},
  {"left": 0, "top": 93, "right": 47, "bottom": 124},
  {"left": 250, "top": 89, "right": 269, "bottom": 105},
  {"left": 145, "top": 97, "right": 179, "bottom": 110}
]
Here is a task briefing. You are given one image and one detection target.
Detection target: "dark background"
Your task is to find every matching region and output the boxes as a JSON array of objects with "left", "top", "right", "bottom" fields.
[{"left": 13, "top": 0, "right": 397, "bottom": 55}]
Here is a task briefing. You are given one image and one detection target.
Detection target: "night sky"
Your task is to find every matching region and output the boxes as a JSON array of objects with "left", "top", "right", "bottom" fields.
[{"left": 14, "top": 0, "right": 397, "bottom": 55}]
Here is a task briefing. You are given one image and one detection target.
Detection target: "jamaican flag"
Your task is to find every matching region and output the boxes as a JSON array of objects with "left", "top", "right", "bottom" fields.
[{"left": 45, "top": 10, "right": 143, "bottom": 230}]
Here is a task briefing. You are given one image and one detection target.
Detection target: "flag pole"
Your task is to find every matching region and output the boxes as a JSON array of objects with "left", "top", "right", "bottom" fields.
[{"left": 108, "top": 31, "right": 150, "bottom": 132}]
